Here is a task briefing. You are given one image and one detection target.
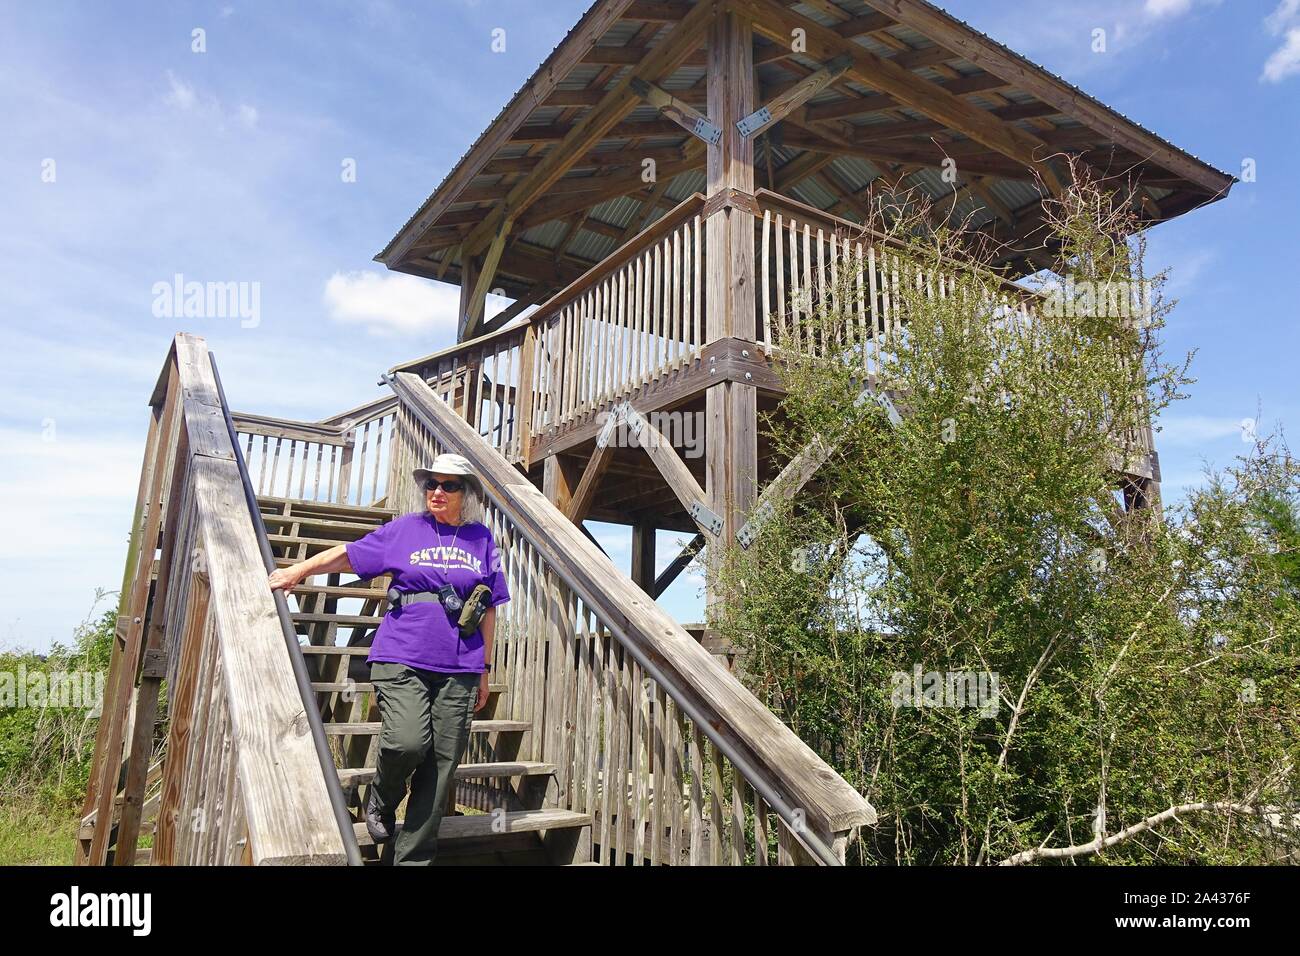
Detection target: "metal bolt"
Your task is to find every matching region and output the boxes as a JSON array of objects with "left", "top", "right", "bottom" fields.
[
  {"left": 745, "top": 372, "right": 752, "bottom": 381},
  {"left": 742, "top": 349, "right": 750, "bottom": 358}
]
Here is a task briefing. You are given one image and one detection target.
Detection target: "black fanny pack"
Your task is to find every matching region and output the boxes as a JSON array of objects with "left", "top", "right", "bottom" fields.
[{"left": 387, "top": 583, "right": 492, "bottom": 638}]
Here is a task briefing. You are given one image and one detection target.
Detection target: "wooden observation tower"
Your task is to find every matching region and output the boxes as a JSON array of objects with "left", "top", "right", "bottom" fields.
[{"left": 79, "top": 0, "right": 1232, "bottom": 867}]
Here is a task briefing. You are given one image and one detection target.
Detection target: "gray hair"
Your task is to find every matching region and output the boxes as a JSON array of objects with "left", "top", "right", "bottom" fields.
[{"left": 414, "top": 473, "right": 485, "bottom": 527}]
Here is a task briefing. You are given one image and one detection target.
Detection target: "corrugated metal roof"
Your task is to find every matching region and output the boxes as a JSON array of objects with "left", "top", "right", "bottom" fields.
[{"left": 380, "top": 0, "right": 1234, "bottom": 278}]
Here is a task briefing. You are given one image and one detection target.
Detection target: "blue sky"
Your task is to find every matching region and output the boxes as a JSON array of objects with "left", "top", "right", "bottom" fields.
[{"left": 1, "top": 0, "right": 1296, "bottom": 652}]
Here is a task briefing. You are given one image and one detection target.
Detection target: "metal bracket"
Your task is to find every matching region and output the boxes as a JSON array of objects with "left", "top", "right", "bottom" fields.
[
  {"left": 736, "top": 106, "right": 772, "bottom": 139},
  {"left": 595, "top": 407, "right": 620, "bottom": 449},
  {"left": 876, "top": 392, "right": 903, "bottom": 427},
  {"left": 692, "top": 116, "right": 722, "bottom": 147},
  {"left": 736, "top": 499, "right": 775, "bottom": 549},
  {"left": 623, "top": 404, "right": 646, "bottom": 440},
  {"left": 690, "top": 500, "right": 724, "bottom": 537},
  {"left": 852, "top": 385, "right": 902, "bottom": 427}
]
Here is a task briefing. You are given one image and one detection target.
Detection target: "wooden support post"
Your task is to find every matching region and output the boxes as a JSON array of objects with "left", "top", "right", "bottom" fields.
[
  {"left": 86, "top": 361, "right": 183, "bottom": 866},
  {"left": 516, "top": 323, "right": 539, "bottom": 468},
  {"left": 631, "top": 522, "right": 657, "bottom": 595},
  {"left": 114, "top": 420, "right": 190, "bottom": 865},
  {"left": 703, "top": 5, "right": 759, "bottom": 626},
  {"left": 543, "top": 453, "right": 583, "bottom": 516}
]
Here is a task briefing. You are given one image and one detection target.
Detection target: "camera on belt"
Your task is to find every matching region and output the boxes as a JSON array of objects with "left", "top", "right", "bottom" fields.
[{"left": 387, "top": 583, "right": 491, "bottom": 638}]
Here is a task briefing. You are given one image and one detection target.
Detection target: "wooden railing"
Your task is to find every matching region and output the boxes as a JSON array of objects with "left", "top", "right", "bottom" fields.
[
  {"left": 389, "top": 186, "right": 1152, "bottom": 479},
  {"left": 391, "top": 193, "right": 708, "bottom": 465},
  {"left": 387, "top": 370, "right": 876, "bottom": 864},
  {"left": 753, "top": 189, "right": 1156, "bottom": 472},
  {"left": 78, "top": 334, "right": 349, "bottom": 865},
  {"left": 232, "top": 394, "right": 398, "bottom": 507}
]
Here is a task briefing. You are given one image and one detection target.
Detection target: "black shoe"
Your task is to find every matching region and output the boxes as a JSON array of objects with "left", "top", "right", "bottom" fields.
[{"left": 365, "top": 787, "right": 395, "bottom": 844}]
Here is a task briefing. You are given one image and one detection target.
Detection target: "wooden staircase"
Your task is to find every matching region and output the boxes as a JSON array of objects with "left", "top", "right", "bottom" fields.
[
  {"left": 263, "top": 494, "right": 595, "bottom": 865},
  {"left": 79, "top": 334, "right": 875, "bottom": 867}
]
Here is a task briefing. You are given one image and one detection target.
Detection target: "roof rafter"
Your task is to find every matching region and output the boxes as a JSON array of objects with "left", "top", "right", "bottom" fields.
[{"left": 459, "top": 0, "right": 717, "bottom": 260}]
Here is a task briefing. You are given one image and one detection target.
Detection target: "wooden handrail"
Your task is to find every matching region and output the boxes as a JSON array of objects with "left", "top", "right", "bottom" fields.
[
  {"left": 754, "top": 187, "right": 1045, "bottom": 303},
  {"left": 388, "top": 370, "right": 876, "bottom": 853},
  {"left": 81, "top": 333, "right": 351, "bottom": 865},
  {"left": 388, "top": 192, "right": 707, "bottom": 378}
]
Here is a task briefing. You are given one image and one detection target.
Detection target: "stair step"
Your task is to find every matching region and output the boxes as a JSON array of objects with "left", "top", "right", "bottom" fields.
[
  {"left": 352, "top": 808, "right": 591, "bottom": 847},
  {"left": 291, "top": 583, "right": 389, "bottom": 599},
  {"left": 299, "top": 644, "right": 372, "bottom": 655},
  {"left": 312, "top": 681, "right": 507, "bottom": 694},
  {"left": 338, "top": 761, "right": 554, "bottom": 788},
  {"left": 324, "top": 720, "right": 530, "bottom": 735},
  {"left": 256, "top": 495, "right": 396, "bottom": 520},
  {"left": 269, "top": 533, "right": 374, "bottom": 550},
  {"left": 260, "top": 513, "right": 388, "bottom": 534},
  {"left": 293, "top": 612, "right": 385, "bottom": 626}
]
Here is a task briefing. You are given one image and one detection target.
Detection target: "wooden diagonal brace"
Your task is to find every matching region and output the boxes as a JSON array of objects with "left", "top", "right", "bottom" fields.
[
  {"left": 630, "top": 76, "right": 722, "bottom": 147},
  {"left": 736, "top": 383, "right": 900, "bottom": 549},
  {"left": 736, "top": 53, "right": 852, "bottom": 138},
  {"left": 620, "top": 402, "right": 719, "bottom": 539},
  {"left": 461, "top": 218, "right": 513, "bottom": 341},
  {"left": 653, "top": 532, "right": 705, "bottom": 598}
]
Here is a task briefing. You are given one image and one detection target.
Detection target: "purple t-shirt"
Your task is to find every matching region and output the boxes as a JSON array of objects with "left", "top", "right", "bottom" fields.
[{"left": 345, "top": 512, "right": 510, "bottom": 674}]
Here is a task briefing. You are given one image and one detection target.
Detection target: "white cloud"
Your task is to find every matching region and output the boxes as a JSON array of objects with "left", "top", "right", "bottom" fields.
[
  {"left": 1154, "top": 415, "right": 1249, "bottom": 445},
  {"left": 324, "top": 270, "right": 460, "bottom": 337},
  {"left": 164, "top": 69, "right": 195, "bottom": 109},
  {"left": 238, "top": 103, "right": 259, "bottom": 127},
  {"left": 1262, "top": 28, "right": 1300, "bottom": 82},
  {"left": 322, "top": 269, "right": 515, "bottom": 338},
  {"left": 1145, "top": 0, "right": 1194, "bottom": 17},
  {"left": 1266, "top": 0, "right": 1300, "bottom": 33}
]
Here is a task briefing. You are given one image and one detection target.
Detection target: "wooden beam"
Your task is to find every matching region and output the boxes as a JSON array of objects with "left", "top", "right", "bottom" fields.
[
  {"left": 736, "top": 53, "right": 852, "bottom": 139},
  {"left": 630, "top": 77, "right": 722, "bottom": 146},
  {"left": 803, "top": 72, "right": 1009, "bottom": 123},
  {"left": 564, "top": 440, "right": 616, "bottom": 523},
  {"left": 623, "top": 405, "right": 718, "bottom": 540},
  {"left": 858, "top": 0, "right": 1233, "bottom": 194},
  {"left": 461, "top": 218, "right": 512, "bottom": 341},
  {"left": 653, "top": 532, "right": 705, "bottom": 598},
  {"left": 739, "top": 0, "right": 1064, "bottom": 193},
  {"left": 380, "top": 0, "right": 643, "bottom": 265},
  {"left": 460, "top": 0, "right": 716, "bottom": 259}
]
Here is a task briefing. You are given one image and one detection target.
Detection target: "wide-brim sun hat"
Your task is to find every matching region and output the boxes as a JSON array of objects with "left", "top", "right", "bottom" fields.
[{"left": 413, "top": 452, "right": 475, "bottom": 488}]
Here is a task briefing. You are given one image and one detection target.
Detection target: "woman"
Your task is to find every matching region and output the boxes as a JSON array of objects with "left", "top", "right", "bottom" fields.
[{"left": 268, "top": 452, "right": 510, "bottom": 865}]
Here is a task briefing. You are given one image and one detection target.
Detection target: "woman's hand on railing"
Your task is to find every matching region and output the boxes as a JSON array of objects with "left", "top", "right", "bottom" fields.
[
  {"left": 269, "top": 544, "right": 354, "bottom": 596},
  {"left": 268, "top": 566, "right": 305, "bottom": 594}
]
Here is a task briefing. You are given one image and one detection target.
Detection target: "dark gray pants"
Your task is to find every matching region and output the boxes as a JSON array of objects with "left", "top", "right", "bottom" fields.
[{"left": 367, "top": 661, "right": 478, "bottom": 865}]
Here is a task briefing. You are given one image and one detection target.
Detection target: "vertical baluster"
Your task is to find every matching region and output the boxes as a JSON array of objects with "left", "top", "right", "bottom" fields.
[
  {"left": 692, "top": 215, "right": 702, "bottom": 359},
  {"left": 672, "top": 226, "right": 683, "bottom": 371},
  {"left": 774, "top": 213, "right": 786, "bottom": 348},
  {"left": 268, "top": 436, "right": 283, "bottom": 497},
  {"left": 761, "top": 208, "right": 772, "bottom": 346}
]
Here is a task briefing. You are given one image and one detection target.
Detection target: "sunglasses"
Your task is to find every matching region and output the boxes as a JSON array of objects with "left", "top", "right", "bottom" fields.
[{"left": 425, "top": 479, "right": 465, "bottom": 494}]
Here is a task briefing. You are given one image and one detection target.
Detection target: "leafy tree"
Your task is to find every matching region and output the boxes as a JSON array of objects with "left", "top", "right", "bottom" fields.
[{"left": 714, "top": 163, "right": 1300, "bottom": 865}]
